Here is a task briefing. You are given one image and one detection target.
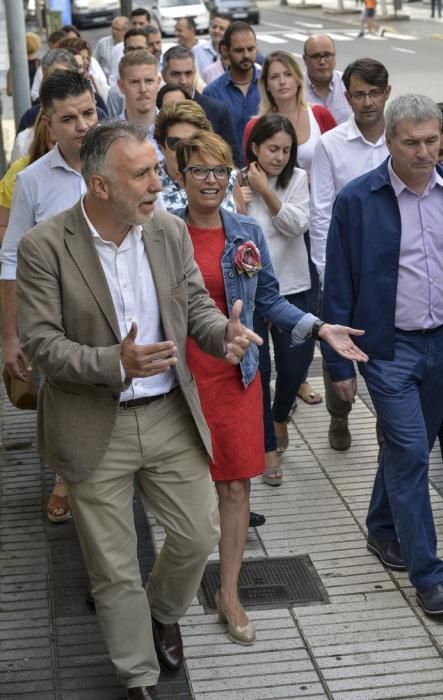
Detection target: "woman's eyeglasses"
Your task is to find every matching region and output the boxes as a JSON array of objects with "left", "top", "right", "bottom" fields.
[{"left": 181, "top": 166, "right": 232, "bottom": 181}]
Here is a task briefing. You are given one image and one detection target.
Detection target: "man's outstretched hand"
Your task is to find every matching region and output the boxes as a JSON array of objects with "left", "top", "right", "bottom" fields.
[
  {"left": 319, "top": 324, "right": 368, "bottom": 363},
  {"left": 225, "top": 300, "right": 263, "bottom": 364}
]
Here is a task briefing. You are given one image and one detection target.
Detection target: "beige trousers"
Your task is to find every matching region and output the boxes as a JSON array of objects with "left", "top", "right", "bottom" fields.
[{"left": 65, "top": 389, "right": 220, "bottom": 689}]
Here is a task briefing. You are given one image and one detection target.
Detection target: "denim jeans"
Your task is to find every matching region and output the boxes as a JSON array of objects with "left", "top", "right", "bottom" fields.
[
  {"left": 254, "top": 290, "right": 313, "bottom": 453},
  {"left": 362, "top": 326, "right": 443, "bottom": 591}
]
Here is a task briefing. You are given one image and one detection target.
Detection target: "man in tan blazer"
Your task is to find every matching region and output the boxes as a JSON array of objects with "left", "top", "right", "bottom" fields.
[{"left": 16, "top": 121, "right": 262, "bottom": 700}]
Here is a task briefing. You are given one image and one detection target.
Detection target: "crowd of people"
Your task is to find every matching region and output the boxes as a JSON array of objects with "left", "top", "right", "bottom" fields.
[{"left": 2, "top": 7, "right": 443, "bottom": 699}]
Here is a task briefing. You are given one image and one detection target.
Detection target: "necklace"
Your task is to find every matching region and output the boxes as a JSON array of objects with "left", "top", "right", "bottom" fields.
[{"left": 233, "top": 78, "right": 251, "bottom": 86}]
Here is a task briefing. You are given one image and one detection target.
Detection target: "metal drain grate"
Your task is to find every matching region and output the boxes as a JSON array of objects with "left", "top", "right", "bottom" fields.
[{"left": 200, "top": 555, "right": 329, "bottom": 612}]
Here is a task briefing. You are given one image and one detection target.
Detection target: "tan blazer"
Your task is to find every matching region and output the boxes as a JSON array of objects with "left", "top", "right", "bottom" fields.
[{"left": 16, "top": 202, "right": 228, "bottom": 483}]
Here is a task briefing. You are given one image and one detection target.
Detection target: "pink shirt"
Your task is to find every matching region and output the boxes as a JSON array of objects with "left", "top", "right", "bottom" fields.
[{"left": 389, "top": 159, "right": 443, "bottom": 330}]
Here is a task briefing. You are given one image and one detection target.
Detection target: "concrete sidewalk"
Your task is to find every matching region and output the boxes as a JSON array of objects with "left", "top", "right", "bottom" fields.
[{"left": 2, "top": 349, "right": 443, "bottom": 699}]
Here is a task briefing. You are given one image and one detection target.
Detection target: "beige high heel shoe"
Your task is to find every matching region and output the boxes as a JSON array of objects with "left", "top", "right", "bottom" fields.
[{"left": 214, "top": 590, "right": 256, "bottom": 646}]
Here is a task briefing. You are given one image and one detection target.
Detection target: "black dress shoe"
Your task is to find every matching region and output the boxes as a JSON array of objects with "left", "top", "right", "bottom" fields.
[
  {"left": 249, "top": 511, "right": 266, "bottom": 528},
  {"left": 152, "top": 616, "right": 183, "bottom": 671},
  {"left": 127, "top": 686, "right": 156, "bottom": 699},
  {"left": 417, "top": 584, "right": 443, "bottom": 616},
  {"left": 367, "top": 537, "right": 406, "bottom": 571}
]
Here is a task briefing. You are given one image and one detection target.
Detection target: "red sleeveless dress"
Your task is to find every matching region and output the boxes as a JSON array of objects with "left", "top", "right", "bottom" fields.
[{"left": 186, "top": 224, "right": 265, "bottom": 482}]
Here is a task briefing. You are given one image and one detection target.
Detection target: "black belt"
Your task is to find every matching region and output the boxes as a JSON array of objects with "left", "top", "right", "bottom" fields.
[
  {"left": 395, "top": 325, "right": 443, "bottom": 335},
  {"left": 119, "top": 386, "right": 178, "bottom": 409}
]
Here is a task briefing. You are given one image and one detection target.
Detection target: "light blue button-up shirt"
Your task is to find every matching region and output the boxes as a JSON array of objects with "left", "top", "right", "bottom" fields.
[
  {"left": 389, "top": 159, "right": 443, "bottom": 331},
  {"left": 1, "top": 145, "right": 85, "bottom": 280}
]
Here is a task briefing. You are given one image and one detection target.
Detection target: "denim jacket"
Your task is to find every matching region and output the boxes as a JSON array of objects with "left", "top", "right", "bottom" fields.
[{"left": 176, "top": 207, "right": 317, "bottom": 386}]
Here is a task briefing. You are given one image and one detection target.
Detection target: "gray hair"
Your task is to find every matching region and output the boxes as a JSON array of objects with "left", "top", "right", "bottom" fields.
[
  {"left": 162, "top": 45, "right": 195, "bottom": 69},
  {"left": 80, "top": 120, "right": 148, "bottom": 184},
  {"left": 41, "top": 48, "right": 78, "bottom": 74},
  {"left": 385, "top": 94, "right": 442, "bottom": 138}
]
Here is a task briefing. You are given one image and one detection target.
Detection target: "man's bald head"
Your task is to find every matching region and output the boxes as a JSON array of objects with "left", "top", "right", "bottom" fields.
[{"left": 303, "top": 34, "right": 337, "bottom": 86}]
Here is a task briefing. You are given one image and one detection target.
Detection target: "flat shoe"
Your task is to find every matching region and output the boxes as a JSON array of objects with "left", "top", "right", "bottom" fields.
[
  {"left": 47, "top": 492, "right": 71, "bottom": 523},
  {"left": 297, "top": 382, "right": 323, "bottom": 405},
  {"left": 416, "top": 584, "right": 443, "bottom": 616}
]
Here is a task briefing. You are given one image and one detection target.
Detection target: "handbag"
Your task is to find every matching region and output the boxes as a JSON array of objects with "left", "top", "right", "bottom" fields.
[{"left": 2, "top": 366, "right": 38, "bottom": 410}]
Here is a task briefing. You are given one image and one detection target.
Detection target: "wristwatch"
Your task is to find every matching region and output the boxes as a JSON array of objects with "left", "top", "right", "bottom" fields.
[{"left": 311, "top": 320, "right": 326, "bottom": 340}]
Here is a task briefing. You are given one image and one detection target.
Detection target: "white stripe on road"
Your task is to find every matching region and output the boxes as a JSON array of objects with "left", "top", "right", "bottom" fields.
[
  {"left": 283, "top": 31, "right": 311, "bottom": 42},
  {"left": 256, "top": 33, "right": 288, "bottom": 43},
  {"left": 323, "top": 31, "right": 355, "bottom": 41},
  {"left": 295, "top": 20, "right": 324, "bottom": 28},
  {"left": 392, "top": 46, "right": 416, "bottom": 53},
  {"left": 382, "top": 31, "right": 418, "bottom": 39}
]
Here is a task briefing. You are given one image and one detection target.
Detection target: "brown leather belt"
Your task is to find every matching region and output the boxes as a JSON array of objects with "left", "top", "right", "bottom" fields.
[{"left": 119, "top": 386, "right": 178, "bottom": 409}]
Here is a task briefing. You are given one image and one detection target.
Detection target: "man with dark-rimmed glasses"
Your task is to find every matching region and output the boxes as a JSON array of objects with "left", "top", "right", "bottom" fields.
[
  {"left": 303, "top": 34, "right": 352, "bottom": 126},
  {"left": 310, "top": 58, "right": 390, "bottom": 452}
]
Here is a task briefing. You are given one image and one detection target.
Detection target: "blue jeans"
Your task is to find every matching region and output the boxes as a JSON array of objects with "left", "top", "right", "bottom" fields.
[
  {"left": 361, "top": 327, "right": 443, "bottom": 591},
  {"left": 254, "top": 290, "right": 313, "bottom": 453}
]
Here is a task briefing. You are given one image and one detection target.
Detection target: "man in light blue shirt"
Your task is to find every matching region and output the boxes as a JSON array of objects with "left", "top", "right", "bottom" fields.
[
  {"left": 1, "top": 71, "right": 98, "bottom": 382},
  {"left": 193, "top": 13, "right": 231, "bottom": 75}
]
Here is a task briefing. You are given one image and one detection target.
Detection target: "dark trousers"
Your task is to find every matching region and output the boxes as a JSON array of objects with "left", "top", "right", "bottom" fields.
[
  {"left": 254, "top": 290, "right": 314, "bottom": 453},
  {"left": 362, "top": 327, "right": 443, "bottom": 591},
  {"left": 431, "top": 0, "right": 442, "bottom": 16}
]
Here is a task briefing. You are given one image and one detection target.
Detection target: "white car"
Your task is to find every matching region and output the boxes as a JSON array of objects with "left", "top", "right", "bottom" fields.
[
  {"left": 151, "top": 0, "right": 210, "bottom": 36},
  {"left": 71, "top": 0, "right": 120, "bottom": 28}
]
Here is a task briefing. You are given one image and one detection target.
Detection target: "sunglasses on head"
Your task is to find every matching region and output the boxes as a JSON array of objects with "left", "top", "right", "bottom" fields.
[{"left": 166, "top": 136, "right": 181, "bottom": 151}]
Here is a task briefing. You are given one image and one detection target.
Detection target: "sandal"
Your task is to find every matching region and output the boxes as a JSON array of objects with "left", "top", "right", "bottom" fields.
[
  {"left": 47, "top": 481, "right": 71, "bottom": 523},
  {"left": 297, "top": 382, "right": 323, "bottom": 405},
  {"left": 262, "top": 451, "right": 283, "bottom": 486}
]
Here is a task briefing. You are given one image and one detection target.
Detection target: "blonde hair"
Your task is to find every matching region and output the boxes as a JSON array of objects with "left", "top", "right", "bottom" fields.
[
  {"left": 26, "top": 32, "right": 41, "bottom": 56},
  {"left": 176, "top": 131, "right": 234, "bottom": 173},
  {"left": 259, "top": 51, "right": 307, "bottom": 114},
  {"left": 119, "top": 49, "right": 157, "bottom": 79},
  {"left": 154, "top": 100, "right": 212, "bottom": 148},
  {"left": 28, "top": 110, "right": 52, "bottom": 164}
]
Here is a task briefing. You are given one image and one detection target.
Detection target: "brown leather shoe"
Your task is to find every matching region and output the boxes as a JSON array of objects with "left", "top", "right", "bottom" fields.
[
  {"left": 127, "top": 687, "right": 156, "bottom": 699},
  {"left": 152, "top": 616, "right": 183, "bottom": 671}
]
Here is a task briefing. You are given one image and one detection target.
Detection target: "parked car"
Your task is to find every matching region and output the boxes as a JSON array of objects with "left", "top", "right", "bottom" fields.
[
  {"left": 150, "top": 0, "right": 210, "bottom": 36},
  {"left": 71, "top": 0, "right": 120, "bottom": 29},
  {"left": 205, "top": 0, "right": 260, "bottom": 24}
]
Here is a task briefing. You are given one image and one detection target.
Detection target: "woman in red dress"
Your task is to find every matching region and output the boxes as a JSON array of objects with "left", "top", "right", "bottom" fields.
[{"left": 175, "top": 131, "right": 368, "bottom": 645}]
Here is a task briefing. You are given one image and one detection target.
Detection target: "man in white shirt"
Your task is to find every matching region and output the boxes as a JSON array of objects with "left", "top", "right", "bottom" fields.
[
  {"left": 194, "top": 13, "right": 231, "bottom": 75},
  {"left": 303, "top": 34, "right": 352, "bottom": 125},
  {"left": 117, "top": 50, "right": 162, "bottom": 159},
  {"left": 93, "top": 15, "right": 129, "bottom": 79},
  {"left": 175, "top": 17, "right": 199, "bottom": 50},
  {"left": 16, "top": 119, "right": 262, "bottom": 698},
  {"left": 109, "top": 8, "right": 152, "bottom": 88},
  {"left": 310, "top": 58, "right": 390, "bottom": 451}
]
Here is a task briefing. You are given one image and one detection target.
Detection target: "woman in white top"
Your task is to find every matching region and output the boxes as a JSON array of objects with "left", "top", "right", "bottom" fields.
[{"left": 241, "top": 113, "right": 312, "bottom": 485}]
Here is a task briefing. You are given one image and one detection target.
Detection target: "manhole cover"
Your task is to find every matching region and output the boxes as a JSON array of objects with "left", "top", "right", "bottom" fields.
[{"left": 200, "top": 555, "right": 329, "bottom": 611}]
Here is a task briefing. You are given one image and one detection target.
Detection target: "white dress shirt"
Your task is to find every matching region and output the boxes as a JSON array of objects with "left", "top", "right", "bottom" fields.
[
  {"left": 246, "top": 167, "right": 311, "bottom": 296},
  {"left": 0, "top": 145, "right": 86, "bottom": 280},
  {"left": 109, "top": 41, "right": 125, "bottom": 88},
  {"left": 81, "top": 199, "right": 176, "bottom": 400},
  {"left": 309, "top": 114, "right": 388, "bottom": 283}
]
